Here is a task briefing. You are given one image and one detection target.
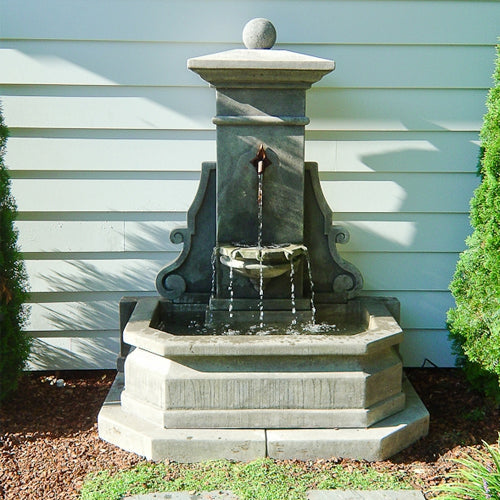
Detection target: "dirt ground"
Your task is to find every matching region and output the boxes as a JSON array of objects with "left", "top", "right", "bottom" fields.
[{"left": 0, "top": 368, "right": 498, "bottom": 499}]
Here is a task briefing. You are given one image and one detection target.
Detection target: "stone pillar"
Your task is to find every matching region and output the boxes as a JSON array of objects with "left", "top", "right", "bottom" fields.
[{"left": 188, "top": 19, "right": 335, "bottom": 248}]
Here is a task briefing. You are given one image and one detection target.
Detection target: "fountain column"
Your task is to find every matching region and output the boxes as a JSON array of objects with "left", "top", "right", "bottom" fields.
[
  {"left": 188, "top": 18, "right": 334, "bottom": 300},
  {"left": 189, "top": 19, "right": 334, "bottom": 247}
]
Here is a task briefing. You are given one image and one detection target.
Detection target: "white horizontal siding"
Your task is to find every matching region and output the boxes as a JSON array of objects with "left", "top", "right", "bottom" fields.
[
  {"left": 9, "top": 172, "right": 479, "bottom": 213},
  {"left": 0, "top": 88, "right": 486, "bottom": 132},
  {"left": 5, "top": 137, "right": 217, "bottom": 172},
  {"left": 339, "top": 215, "right": 473, "bottom": 253},
  {"left": 330, "top": 134, "right": 481, "bottom": 173},
  {"left": 24, "top": 252, "right": 458, "bottom": 294},
  {"left": 16, "top": 220, "right": 184, "bottom": 252},
  {"left": 0, "top": 42, "right": 494, "bottom": 89},
  {"left": 16, "top": 213, "right": 472, "bottom": 254},
  {"left": 2, "top": 0, "right": 498, "bottom": 44},
  {"left": 2, "top": 0, "right": 496, "bottom": 370},
  {"left": 29, "top": 336, "right": 119, "bottom": 370},
  {"left": 25, "top": 258, "right": 174, "bottom": 293},
  {"left": 400, "top": 330, "right": 456, "bottom": 368},
  {"left": 5, "top": 133, "right": 479, "bottom": 173}
]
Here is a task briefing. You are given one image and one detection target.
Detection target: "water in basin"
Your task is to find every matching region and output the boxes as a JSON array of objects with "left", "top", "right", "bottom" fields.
[{"left": 152, "top": 301, "right": 368, "bottom": 336}]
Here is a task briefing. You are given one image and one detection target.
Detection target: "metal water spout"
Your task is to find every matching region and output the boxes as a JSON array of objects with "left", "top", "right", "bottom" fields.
[{"left": 250, "top": 144, "right": 272, "bottom": 175}]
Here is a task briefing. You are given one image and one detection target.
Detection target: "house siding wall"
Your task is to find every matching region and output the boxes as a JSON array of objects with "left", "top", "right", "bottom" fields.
[{"left": 1, "top": 0, "right": 498, "bottom": 369}]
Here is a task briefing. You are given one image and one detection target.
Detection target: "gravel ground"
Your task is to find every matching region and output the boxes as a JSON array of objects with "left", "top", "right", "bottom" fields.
[{"left": 0, "top": 368, "right": 498, "bottom": 500}]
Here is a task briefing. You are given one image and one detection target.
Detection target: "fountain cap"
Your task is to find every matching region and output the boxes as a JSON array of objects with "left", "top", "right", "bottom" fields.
[
  {"left": 188, "top": 18, "right": 334, "bottom": 89},
  {"left": 242, "top": 18, "right": 276, "bottom": 49}
]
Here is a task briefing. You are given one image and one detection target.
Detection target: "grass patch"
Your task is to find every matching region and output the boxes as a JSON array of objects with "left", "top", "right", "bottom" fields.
[{"left": 80, "top": 458, "right": 412, "bottom": 500}]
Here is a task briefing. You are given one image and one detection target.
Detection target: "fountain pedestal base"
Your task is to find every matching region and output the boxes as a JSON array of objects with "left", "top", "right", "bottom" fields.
[
  {"left": 98, "top": 296, "right": 429, "bottom": 461},
  {"left": 99, "top": 374, "right": 428, "bottom": 462}
]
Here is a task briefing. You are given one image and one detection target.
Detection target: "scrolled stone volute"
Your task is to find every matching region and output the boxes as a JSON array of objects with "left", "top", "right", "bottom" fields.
[
  {"left": 304, "top": 162, "right": 363, "bottom": 301},
  {"left": 155, "top": 163, "right": 216, "bottom": 300},
  {"left": 333, "top": 274, "right": 355, "bottom": 294},
  {"left": 160, "top": 274, "right": 187, "bottom": 300},
  {"left": 170, "top": 228, "right": 188, "bottom": 245},
  {"left": 331, "top": 225, "right": 350, "bottom": 245}
]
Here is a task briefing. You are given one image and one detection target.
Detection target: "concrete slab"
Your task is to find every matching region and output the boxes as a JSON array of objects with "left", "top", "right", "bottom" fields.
[
  {"left": 122, "top": 490, "right": 426, "bottom": 500},
  {"left": 266, "top": 378, "right": 429, "bottom": 461},
  {"left": 307, "top": 492, "right": 425, "bottom": 499},
  {"left": 124, "top": 492, "right": 238, "bottom": 500},
  {"left": 99, "top": 374, "right": 266, "bottom": 462},
  {"left": 98, "top": 374, "right": 427, "bottom": 462}
]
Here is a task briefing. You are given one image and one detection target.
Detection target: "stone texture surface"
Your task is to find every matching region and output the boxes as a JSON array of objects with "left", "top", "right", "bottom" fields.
[
  {"left": 187, "top": 49, "right": 335, "bottom": 87},
  {"left": 156, "top": 163, "right": 216, "bottom": 300},
  {"left": 123, "top": 491, "right": 425, "bottom": 500},
  {"left": 122, "top": 297, "right": 403, "bottom": 358},
  {"left": 119, "top": 296, "right": 407, "bottom": 432},
  {"left": 121, "top": 394, "right": 406, "bottom": 430},
  {"left": 307, "top": 492, "right": 425, "bottom": 499},
  {"left": 123, "top": 492, "right": 425, "bottom": 500},
  {"left": 125, "top": 492, "right": 238, "bottom": 500},
  {"left": 242, "top": 18, "right": 277, "bottom": 49},
  {"left": 99, "top": 363, "right": 428, "bottom": 461},
  {"left": 266, "top": 378, "right": 429, "bottom": 462},
  {"left": 122, "top": 346, "right": 403, "bottom": 411},
  {"left": 99, "top": 374, "right": 267, "bottom": 462},
  {"left": 102, "top": 21, "right": 429, "bottom": 464}
]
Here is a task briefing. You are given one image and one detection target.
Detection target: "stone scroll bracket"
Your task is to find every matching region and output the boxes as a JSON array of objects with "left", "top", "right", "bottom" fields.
[
  {"left": 156, "top": 161, "right": 362, "bottom": 303},
  {"left": 156, "top": 162, "right": 216, "bottom": 300},
  {"left": 303, "top": 162, "right": 363, "bottom": 302}
]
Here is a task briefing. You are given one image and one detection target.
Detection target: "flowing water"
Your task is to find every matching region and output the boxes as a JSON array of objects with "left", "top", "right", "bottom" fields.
[
  {"left": 257, "top": 170, "right": 265, "bottom": 327},
  {"left": 289, "top": 258, "right": 297, "bottom": 326},
  {"left": 304, "top": 249, "right": 316, "bottom": 324},
  {"left": 217, "top": 160, "right": 318, "bottom": 329},
  {"left": 228, "top": 265, "right": 234, "bottom": 318},
  {"left": 156, "top": 312, "right": 342, "bottom": 336},
  {"left": 208, "top": 246, "right": 218, "bottom": 324}
]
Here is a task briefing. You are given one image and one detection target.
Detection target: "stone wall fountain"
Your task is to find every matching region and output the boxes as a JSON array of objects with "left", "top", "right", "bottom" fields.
[{"left": 98, "top": 19, "right": 429, "bottom": 462}]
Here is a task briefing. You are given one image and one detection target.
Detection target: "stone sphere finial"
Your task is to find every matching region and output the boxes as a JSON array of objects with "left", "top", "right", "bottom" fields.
[{"left": 242, "top": 18, "right": 276, "bottom": 49}]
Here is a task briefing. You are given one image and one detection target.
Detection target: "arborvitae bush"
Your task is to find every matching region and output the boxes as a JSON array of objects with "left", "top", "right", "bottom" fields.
[
  {"left": 0, "top": 103, "right": 30, "bottom": 401},
  {"left": 448, "top": 45, "right": 500, "bottom": 402}
]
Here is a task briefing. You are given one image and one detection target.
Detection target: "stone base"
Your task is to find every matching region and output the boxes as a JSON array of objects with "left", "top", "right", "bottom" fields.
[
  {"left": 121, "top": 345, "right": 405, "bottom": 429},
  {"left": 98, "top": 374, "right": 428, "bottom": 462}
]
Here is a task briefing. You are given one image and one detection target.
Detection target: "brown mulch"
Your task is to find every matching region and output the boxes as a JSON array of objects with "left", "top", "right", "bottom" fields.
[{"left": 0, "top": 368, "right": 499, "bottom": 500}]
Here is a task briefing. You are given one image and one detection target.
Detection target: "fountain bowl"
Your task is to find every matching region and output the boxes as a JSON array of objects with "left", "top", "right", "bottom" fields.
[{"left": 218, "top": 243, "right": 306, "bottom": 284}]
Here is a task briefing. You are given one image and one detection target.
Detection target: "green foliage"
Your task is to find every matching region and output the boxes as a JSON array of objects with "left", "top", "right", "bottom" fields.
[
  {"left": 433, "top": 436, "right": 500, "bottom": 499},
  {"left": 0, "top": 103, "right": 30, "bottom": 401},
  {"left": 79, "top": 458, "right": 412, "bottom": 500},
  {"left": 447, "top": 45, "right": 500, "bottom": 402}
]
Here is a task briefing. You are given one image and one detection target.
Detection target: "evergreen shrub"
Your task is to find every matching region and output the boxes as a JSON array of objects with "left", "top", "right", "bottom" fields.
[
  {"left": 0, "top": 103, "right": 30, "bottom": 401},
  {"left": 447, "top": 45, "right": 500, "bottom": 402}
]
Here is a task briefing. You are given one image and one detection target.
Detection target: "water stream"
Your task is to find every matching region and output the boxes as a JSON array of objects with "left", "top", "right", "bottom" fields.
[
  {"left": 214, "top": 157, "right": 318, "bottom": 329},
  {"left": 289, "top": 258, "right": 297, "bottom": 326},
  {"left": 228, "top": 265, "right": 234, "bottom": 318},
  {"left": 304, "top": 249, "right": 316, "bottom": 324},
  {"left": 208, "top": 246, "right": 217, "bottom": 324},
  {"left": 257, "top": 169, "right": 265, "bottom": 327}
]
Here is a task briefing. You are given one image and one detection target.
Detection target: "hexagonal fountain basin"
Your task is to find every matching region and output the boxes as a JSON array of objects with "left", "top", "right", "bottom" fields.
[
  {"left": 123, "top": 296, "right": 402, "bottom": 355},
  {"left": 116, "top": 296, "right": 408, "bottom": 434}
]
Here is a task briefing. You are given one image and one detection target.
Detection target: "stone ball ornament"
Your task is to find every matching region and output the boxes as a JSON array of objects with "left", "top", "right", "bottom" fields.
[{"left": 242, "top": 18, "right": 277, "bottom": 49}]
